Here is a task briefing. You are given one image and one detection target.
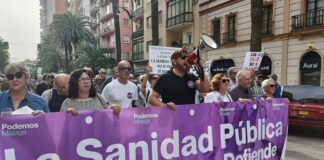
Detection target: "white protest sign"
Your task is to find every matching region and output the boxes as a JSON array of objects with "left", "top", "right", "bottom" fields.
[
  {"left": 242, "top": 52, "right": 264, "bottom": 71},
  {"left": 203, "top": 60, "right": 212, "bottom": 75},
  {"left": 149, "top": 46, "right": 180, "bottom": 74},
  {"left": 37, "top": 67, "right": 43, "bottom": 74}
]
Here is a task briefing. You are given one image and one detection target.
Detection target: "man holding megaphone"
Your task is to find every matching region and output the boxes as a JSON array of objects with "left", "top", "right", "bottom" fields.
[{"left": 148, "top": 47, "right": 211, "bottom": 109}]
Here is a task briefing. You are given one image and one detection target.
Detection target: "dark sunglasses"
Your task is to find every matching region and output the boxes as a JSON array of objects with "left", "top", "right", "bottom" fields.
[
  {"left": 221, "top": 79, "right": 230, "bottom": 83},
  {"left": 119, "top": 67, "right": 132, "bottom": 73},
  {"left": 268, "top": 84, "right": 275, "bottom": 88},
  {"left": 6, "top": 72, "right": 24, "bottom": 81}
]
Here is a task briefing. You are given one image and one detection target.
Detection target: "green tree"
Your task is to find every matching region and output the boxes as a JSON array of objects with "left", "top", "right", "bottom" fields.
[
  {"left": 73, "top": 45, "right": 117, "bottom": 73},
  {"left": 250, "top": 0, "right": 263, "bottom": 51},
  {"left": 51, "top": 12, "right": 96, "bottom": 72},
  {"left": 0, "top": 39, "right": 10, "bottom": 72},
  {"left": 37, "top": 35, "right": 64, "bottom": 73}
]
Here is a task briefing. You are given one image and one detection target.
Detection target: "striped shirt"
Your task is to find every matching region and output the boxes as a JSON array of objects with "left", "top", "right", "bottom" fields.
[{"left": 60, "top": 95, "right": 107, "bottom": 112}]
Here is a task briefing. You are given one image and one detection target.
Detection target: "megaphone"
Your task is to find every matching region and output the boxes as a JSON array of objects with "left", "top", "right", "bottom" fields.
[{"left": 186, "top": 33, "right": 217, "bottom": 65}]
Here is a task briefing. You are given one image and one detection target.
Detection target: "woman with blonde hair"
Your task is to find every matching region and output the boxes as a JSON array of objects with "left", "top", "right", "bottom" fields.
[{"left": 204, "top": 73, "right": 233, "bottom": 103}]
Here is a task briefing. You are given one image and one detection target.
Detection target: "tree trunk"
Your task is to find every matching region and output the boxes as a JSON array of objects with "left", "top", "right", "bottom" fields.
[
  {"left": 151, "top": 0, "right": 159, "bottom": 45},
  {"left": 64, "top": 45, "right": 70, "bottom": 73},
  {"left": 250, "top": 0, "right": 263, "bottom": 52},
  {"left": 112, "top": 0, "right": 122, "bottom": 62}
]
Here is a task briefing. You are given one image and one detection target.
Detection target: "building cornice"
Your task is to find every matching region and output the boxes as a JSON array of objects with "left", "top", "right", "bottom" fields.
[{"left": 199, "top": 0, "right": 242, "bottom": 15}]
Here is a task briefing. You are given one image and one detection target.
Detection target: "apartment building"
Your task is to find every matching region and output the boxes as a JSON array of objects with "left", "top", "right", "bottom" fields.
[
  {"left": 99, "top": 0, "right": 133, "bottom": 60},
  {"left": 132, "top": 0, "right": 200, "bottom": 75},
  {"left": 40, "top": 0, "right": 68, "bottom": 42},
  {"left": 199, "top": 0, "right": 324, "bottom": 86}
]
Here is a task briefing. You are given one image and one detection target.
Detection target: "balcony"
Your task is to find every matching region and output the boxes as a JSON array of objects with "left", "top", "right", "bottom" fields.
[
  {"left": 100, "top": 26, "right": 114, "bottom": 37},
  {"left": 132, "top": 6, "right": 144, "bottom": 19},
  {"left": 132, "top": 29, "right": 144, "bottom": 40},
  {"left": 100, "top": 12, "right": 113, "bottom": 22},
  {"left": 222, "top": 30, "right": 236, "bottom": 43},
  {"left": 90, "top": 6, "right": 99, "bottom": 16},
  {"left": 90, "top": 19, "right": 100, "bottom": 29},
  {"left": 132, "top": 51, "right": 144, "bottom": 61},
  {"left": 100, "top": 0, "right": 110, "bottom": 7},
  {"left": 291, "top": 9, "right": 324, "bottom": 31},
  {"left": 167, "top": 12, "right": 193, "bottom": 30}
]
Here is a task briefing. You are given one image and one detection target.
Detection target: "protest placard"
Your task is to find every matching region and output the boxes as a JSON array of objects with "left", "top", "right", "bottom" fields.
[
  {"left": 149, "top": 46, "right": 180, "bottom": 74},
  {"left": 242, "top": 52, "right": 264, "bottom": 71}
]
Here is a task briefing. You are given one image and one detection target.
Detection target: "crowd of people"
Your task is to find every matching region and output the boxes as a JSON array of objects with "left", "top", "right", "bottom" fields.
[{"left": 0, "top": 48, "right": 282, "bottom": 116}]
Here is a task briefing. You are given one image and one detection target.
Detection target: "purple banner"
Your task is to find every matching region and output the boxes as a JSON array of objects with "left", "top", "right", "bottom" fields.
[{"left": 0, "top": 99, "right": 288, "bottom": 160}]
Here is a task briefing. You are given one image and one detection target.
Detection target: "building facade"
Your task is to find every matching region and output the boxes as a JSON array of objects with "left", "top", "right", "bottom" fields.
[
  {"left": 132, "top": 0, "right": 200, "bottom": 75},
  {"left": 99, "top": 0, "right": 133, "bottom": 60},
  {"left": 199, "top": 0, "right": 324, "bottom": 86},
  {"left": 40, "top": 0, "right": 68, "bottom": 42}
]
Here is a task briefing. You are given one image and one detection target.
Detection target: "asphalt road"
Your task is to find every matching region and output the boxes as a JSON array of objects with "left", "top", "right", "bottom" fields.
[{"left": 285, "top": 126, "right": 324, "bottom": 160}]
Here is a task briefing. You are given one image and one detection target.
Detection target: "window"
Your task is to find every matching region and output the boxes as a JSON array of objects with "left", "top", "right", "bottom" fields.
[
  {"left": 111, "top": 36, "right": 115, "bottom": 45},
  {"left": 106, "top": 5, "right": 110, "bottom": 14},
  {"left": 262, "top": 5, "right": 273, "bottom": 36},
  {"left": 123, "top": 36, "right": 130, "bottom": 43},
  {"left": 167, "top": 0, "right": 193, "bottom": 27},
  {"left": 133, "top": 41, "right": 144, "bottom": 60},
  {"left": 212, "top": 19, "right": 220, "bottom": 46},
  {"left": 124, "top": 18, "right": 129, "bottom": 26},
  {"left": 147, "top": 16, "right": 152, "bottom": 28},
  {"left": 187, "top": 32, "right": 192, "bottom": 44},
  {"left": 124, "top": 0, "right": 129, "bottom": 9},
  {"left": 223, "top": 15, "right": 236, "bottom": 43},
  {"left": 122, "top": 52, "right": 129, "bottom": 60},
  {"left": 306, "top": 0, "right": 323, "bottom": 26}
]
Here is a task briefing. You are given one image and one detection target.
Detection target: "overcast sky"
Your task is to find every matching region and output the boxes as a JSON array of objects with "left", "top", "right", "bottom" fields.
[{"left": 0, "top": 0, "right": 40, "bottom": 62}]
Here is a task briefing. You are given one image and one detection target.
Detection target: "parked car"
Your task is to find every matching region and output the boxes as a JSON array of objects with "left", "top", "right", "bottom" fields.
[{"left": 282, "top": 85, "right": 324, "bottom": 128}]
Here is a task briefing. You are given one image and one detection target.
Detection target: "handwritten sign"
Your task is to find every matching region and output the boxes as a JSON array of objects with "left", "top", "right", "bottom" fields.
[
  {"left": 242, "top": 52, "right": 264, "bottom": 71},
  {"left": 149, "top": 46, "right": 180, "bottom": 74}
]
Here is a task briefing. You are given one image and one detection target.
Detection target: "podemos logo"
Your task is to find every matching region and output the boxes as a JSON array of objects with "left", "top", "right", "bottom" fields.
[
  {"left": 1, "top": 123, "right": 39, "bottom": 137},
  {"left": 133, "top": 113, "right": 159, "bottom": 124}
]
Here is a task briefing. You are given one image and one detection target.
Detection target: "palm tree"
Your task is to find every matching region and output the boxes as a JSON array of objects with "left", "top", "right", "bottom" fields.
[
  {"left": 151, "top": 0, "right": 159, "bottom": 45},
  {"left": 37, "top": 35, "right": 64, "bottom": 73},
  {"left": 51, "top": 12, "right": 96, "bottom": 72},
  {"left": 0, "top": 39, "right": 10, "bottom": 72},
  {"left": 74, "top": 45, "right": 117, "bottom": 73},
  {"left": 250, "top": 0, "right": 263, "bottom": 51}
]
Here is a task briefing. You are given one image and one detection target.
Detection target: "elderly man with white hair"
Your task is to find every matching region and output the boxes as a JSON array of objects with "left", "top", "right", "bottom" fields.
[
  {"left": 259, "top": 78, "right": 276, "bottom": 99},
  {"left": 228, "top": 70, "right": 253, "bottom": 101}
]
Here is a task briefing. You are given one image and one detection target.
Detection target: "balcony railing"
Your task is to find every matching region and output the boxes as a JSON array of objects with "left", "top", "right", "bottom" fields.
[
  {"left": 132, "top": 51, "right": 144, "bottom": 61},
  {"left": 261, "top": 21, "right": 274, "bottom": 36},
  {"left": 132, "top": 29, "right": 144, "bottom": 40},
  {"left": 167, "top": 12, "right": 193, "bottom": 28},
  {"left": 291, "top": 9, "right": 324, "bottom": 31},
  {"left": 223, "top": 30, "right": 236, "bottom": 43},
  {"left": 100, "top": 12, "right": 113, "bottom": 22},
  {"left": 100, "top": 26, "right": 114, "bottom": 37},
  {"left": 132, "top": 6, "right": 144, "bottom": 18}
]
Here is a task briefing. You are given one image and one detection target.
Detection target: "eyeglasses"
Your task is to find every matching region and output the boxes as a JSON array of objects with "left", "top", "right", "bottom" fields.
[
  {"left": 100, "top": 72, "right": 106, "bottom": 74},
  {"left": 268, "top": 84, "right": 275, "bottom": 88},
  {"left": 119, "top": 67, "right": 132, "bottom": 73},
  {"left": 221, "top": 79, "right": 230, "bottom": 83},
  {"left": 78, "top": 77, "right": 91, "bottom": 83},
  {"left": 6, "top": 72, "right": 23, "bottom": 81},
  {"left": 231, "top": 72, "right": 237, "bottom": 75}
]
